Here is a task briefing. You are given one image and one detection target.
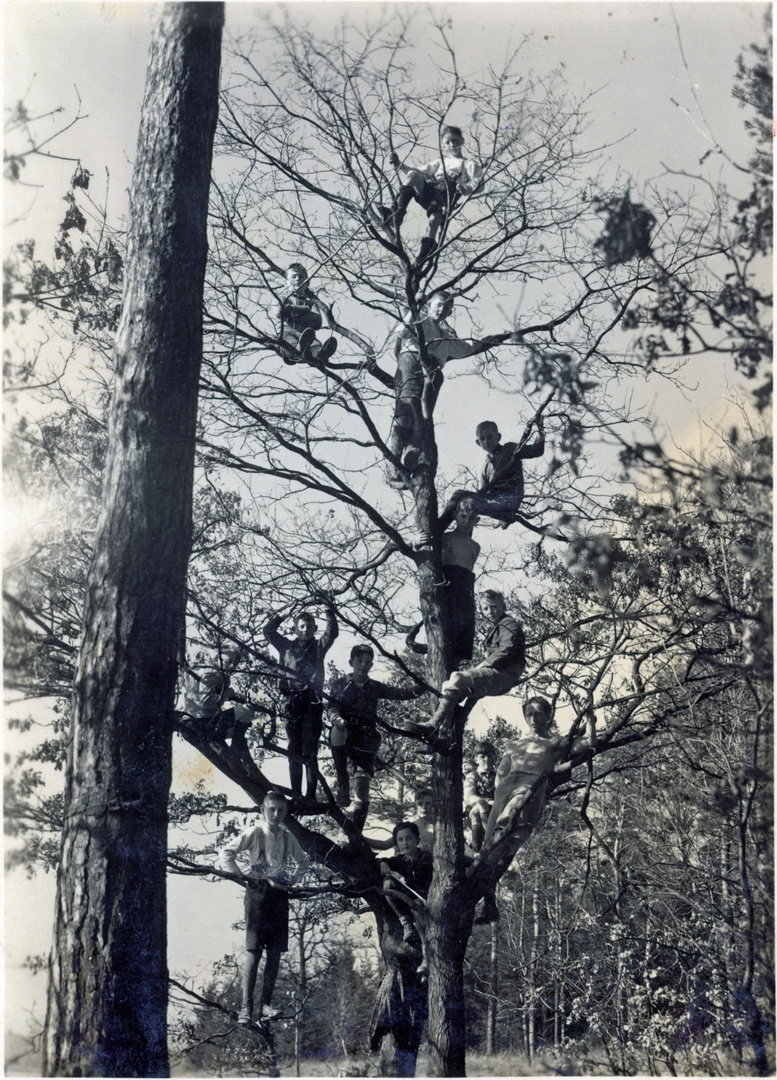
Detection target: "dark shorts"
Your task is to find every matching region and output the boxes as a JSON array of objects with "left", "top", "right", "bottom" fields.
[
  {"left": 284, "top": 692, "right": 324, "bottom": 759},
  {"left": 417, "top": 177, "right": 459, "bottom": 216},
  {"left": 441, "top": 565, "right": 476, "bottom": 664},
  {"left": 244, "top": 880, "right": 289, "bottom": 953},
  {"left": 344, "top": 720, "right": 381, "bottom": 776}
]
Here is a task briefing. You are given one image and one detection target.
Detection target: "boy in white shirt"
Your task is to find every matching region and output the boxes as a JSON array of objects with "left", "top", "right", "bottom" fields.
[
  {"left": 381, "top": 125, "right": 482, "bottom": 260},
  {"left": 217, "top": 791, "right": 310, "bottom": 1025}
]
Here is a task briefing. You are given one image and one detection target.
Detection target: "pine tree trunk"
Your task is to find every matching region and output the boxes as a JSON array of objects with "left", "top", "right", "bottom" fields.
[{"left": 43, "top": 5, "right": 223, "bottom": 1075}]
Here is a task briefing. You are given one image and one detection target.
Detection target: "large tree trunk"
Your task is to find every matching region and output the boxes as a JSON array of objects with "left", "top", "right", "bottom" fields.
[{"left": 43, "top": 5, "right": 223, "bottom": 1075}]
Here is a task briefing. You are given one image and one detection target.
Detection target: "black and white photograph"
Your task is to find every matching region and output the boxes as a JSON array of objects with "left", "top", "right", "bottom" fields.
[{"left": 4, "top": 2, "right": 772, "bottom": 1076}]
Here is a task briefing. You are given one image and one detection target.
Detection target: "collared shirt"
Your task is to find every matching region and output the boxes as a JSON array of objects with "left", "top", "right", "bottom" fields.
[
  {"left": 263, "top": 609, "right": 338, "bottom": 695},
  {"left": 397, "top": 316, "right": 480, "bottom": 369},
  {"left": 217, "top": 820, "right": 309, "bottom": 884},
  {"left": 326, "top": 676, "right": 420, "bottom": 728},
  {"left": 422, "top": 154, "right": 482, "bottom": 194},
  {"left": 481, "top": 435, "right": 546, "bottom": 492}
]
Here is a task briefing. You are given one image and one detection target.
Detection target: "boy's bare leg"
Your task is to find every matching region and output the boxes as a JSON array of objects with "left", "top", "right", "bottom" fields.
[
  {"left": 258, "top": 946, "right": 283, "bottom": 1018},
  {"left": 240, "top": 948, "right": 261, "bottom": 1023}
]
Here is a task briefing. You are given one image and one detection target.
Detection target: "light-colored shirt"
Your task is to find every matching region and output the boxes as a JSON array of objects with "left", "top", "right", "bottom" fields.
[
  {"left": 217, "top": 820, "right": 309, "bottom": 884},
  {"left": 496, "top": 735, "right": 566, "bottom": 781},
  {"left": 421, "top": 154, "right": 482, "bottom": 194}
]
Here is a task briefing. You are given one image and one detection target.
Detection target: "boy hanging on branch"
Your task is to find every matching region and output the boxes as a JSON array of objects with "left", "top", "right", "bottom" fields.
[
  {"left": 274, "top": 263, "right": 338, "bottom": 365},
  {"left": 438, "top": 393, "right": 553, "bottom": 530},
  {"left": 378, "top": 125, "right": 483, "bottom": 262}
]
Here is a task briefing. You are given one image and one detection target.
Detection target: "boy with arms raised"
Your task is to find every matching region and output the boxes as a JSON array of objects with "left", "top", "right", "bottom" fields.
[
  {"left": 263, "top": 604, "right": 338, "bottom": 802},
  {"left": 438, "top": 412, "right": 546, "bottom": 531}
]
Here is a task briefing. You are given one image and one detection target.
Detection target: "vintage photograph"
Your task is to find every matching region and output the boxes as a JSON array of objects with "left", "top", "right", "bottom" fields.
[{"left": 4, "top": 2, "right": 772, "bottom": 1076}]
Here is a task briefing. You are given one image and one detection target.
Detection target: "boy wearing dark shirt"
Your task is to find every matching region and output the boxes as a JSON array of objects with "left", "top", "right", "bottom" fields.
[
  {"left": 379, "top": 821, "right": 433, "bottom": 971},
  {"left": 406, "top": 590, "right": 525, "bottom": 747},
  {"left": 327, "top": 644, "right": 425, "bottom": 830},
  {"left": 263, "top": 606, "right": 338, "bottom": 800},
  {"left": 439, "top": 417, "right": 545, "bottom": 530},
  {"left": 274, "top": 264, "right": 337, "bottom": 365}
]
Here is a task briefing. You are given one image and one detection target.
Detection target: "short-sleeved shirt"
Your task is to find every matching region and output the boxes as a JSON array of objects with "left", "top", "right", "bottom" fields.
[
  {"left": 421, "top": 155, "right": 482, "bottom": 194},
  {"left": 217, "top": 821, "right": 309, "bottom": 885}
]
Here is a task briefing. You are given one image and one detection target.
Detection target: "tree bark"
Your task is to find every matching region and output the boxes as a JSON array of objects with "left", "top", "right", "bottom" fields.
[
  {"left": 486, "top": 920, "right": 498, "bottom": 1055},
  {"left": 43, "top": 5, "right": 223, "bottom": 1075}
]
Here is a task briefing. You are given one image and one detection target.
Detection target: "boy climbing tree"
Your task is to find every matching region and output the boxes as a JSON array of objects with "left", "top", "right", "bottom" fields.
[{"left": 19, "top": 10, "right": 766, "bottom": 1078}]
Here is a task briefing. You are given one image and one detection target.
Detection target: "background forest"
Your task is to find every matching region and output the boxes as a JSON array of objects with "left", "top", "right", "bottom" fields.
[{"left": 4, "top": 3, "right": 772, "bottom": 1077}]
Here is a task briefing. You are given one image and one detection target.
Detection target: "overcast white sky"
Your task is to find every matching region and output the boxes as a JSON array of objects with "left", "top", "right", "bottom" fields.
[{"left": 3, "top": 0, "right": 770, "bottom": 1049}]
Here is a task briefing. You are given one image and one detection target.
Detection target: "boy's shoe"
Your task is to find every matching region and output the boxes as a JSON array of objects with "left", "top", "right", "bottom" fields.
[
  {"left": 387, "top": 473, "right": 409, "bottom": 491},
  {"left": 260, "top": 1004, "right": 281, "bottom": 1020},
  {"left": 237, "top": 1002, "right": 253, "bottom": 1026},
  {"left": 297, "top": 327, "right": 316, "bottom": 353},
  {"left": 335, "top": 784, "right": 351, "bottom": 807},
  {"left": 318, "top": 336, "right": 338, "bottom": 362}
]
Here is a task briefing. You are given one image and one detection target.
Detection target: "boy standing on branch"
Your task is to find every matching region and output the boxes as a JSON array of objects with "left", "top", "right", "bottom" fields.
[
  {"left": 263, "top": 604, "right": 339, "bottom": 802},
  {"left": 327, "top": 645, "right": 426, "bottom": 831},
  {"left": 217, "top": 791, "right": 311, "bottom": 1026}
]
